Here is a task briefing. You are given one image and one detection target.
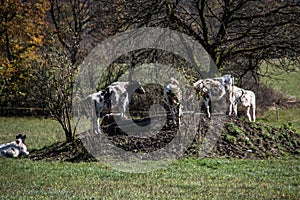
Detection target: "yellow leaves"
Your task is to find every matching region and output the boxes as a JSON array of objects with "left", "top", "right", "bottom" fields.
[
  {"left": 0, "top": 0, "right": 51, "bottom": 104},
  {"left": 14, "top": 44, "right": 23, "bottom": 52},
  {"left": 19, "top": 91, "right": 26, "bottom": 96},
  {"left": 0, "top": 0, "right": 50, "bottom": 73},
  {"left": 30, "top": 35, "right": 44, "bottom": 46},
  {"left": 0, "top": 62, "right": 16, "bottom": 78},
  {"left": 19, "top": 50, "right": 37, "bottom": 60},
  {"left": 35, "top": 0, "right": 51, "bottom": 14}
]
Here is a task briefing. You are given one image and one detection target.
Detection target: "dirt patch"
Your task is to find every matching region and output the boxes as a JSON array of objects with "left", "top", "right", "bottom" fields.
[
  {"left": 188, "top": 117, "right": 300, "bottom": 158},
  {"left": 28, "top": 115, "right": 300, "bottom": 162},
  {"left": 29, "top": 139, "right": 96, "bottom": 162}
]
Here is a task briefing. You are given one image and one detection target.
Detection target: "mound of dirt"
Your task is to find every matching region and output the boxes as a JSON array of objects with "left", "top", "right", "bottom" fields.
[
  {"left": 29, "top": 139, "right": 96, "bottom": 162},
  {"left": 188, "top": 117, "right": 300, "bottom": 158},
  {"left": 29, "top": 116, "right": 300, "bottom": 162}
]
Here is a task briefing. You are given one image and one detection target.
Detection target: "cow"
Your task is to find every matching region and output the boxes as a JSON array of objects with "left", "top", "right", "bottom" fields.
[
  {"left": 231, "top": 86, "right": 256, "bottom": 122},
  {"left": 193, "top": 74, "right": 234, "bottom": 118},
  {"left": 0, "top": 134, "right": 29, "bottom": 158},
  {"left": 86, "top": 89, "right": 110, "bottom": 133},
  {"left": 193, "top": 74, "right": 234, "bottom": 101},
  {"left": 164, "top": 78, "right": 183, "bottom": 125},
  {"left": 197, "top": 85, "right": 212, "bottom": 119},
  {"left": 87, "top": 80, "right": 145, "bottom": 133}
]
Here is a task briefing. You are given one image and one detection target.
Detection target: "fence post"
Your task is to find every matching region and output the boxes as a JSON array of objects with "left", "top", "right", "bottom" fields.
[{"left": 275, "top": 100, "right": 279, "bottom": 121}]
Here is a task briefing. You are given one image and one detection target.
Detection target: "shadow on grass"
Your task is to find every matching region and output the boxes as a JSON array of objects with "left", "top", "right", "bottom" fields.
[{"left": 29, "top": 138, "right": 97, "bottom": 162}]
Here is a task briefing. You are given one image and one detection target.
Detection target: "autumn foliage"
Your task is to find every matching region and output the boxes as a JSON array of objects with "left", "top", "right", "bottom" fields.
[{"left": 0, "top": 0, "right": 50, "bottom": 105}]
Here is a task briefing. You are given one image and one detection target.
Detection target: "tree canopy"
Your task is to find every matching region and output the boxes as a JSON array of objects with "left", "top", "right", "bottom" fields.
[
  {"left": 114, "top": 0, "right": 300, "bottom": 84},
  {"left": 0, "top": 0, "right": 50, "bottom": 105}
]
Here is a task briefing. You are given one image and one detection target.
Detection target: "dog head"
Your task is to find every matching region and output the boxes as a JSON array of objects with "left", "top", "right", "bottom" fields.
[
  {"left": 16, "top": 134, "right": 26, "bottom": 144},
  {"left": 14, "top": 137, "right": 29, "bottom": 156}
]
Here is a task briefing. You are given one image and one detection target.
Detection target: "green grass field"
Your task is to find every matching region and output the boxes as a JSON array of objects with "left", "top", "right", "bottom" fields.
[
  {"left": 259, "top": 63, "right": 300, "bottom": 130},
  {"left": 0, "top": 117, "right": 299, "bottom": 199},
  {"left": 0, "top": 156, "right": 299, "bottom": 199},
  {"left": 0, "top": 117, "right": 64, "bottom": 150},
  {"left": 260, "top": 62, "right": 300, "bottom": 98}
]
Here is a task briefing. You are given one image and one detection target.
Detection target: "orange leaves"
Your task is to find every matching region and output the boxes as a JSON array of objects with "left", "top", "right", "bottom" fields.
[
  {"left": 0, "top": 0, "right": 50, "bottom": 101},
  {"left": 0, "top": 0, "right": 50, "bottom": 63},
  {"left": 0, "top": 0, "right": 50, "bottom": 58}
]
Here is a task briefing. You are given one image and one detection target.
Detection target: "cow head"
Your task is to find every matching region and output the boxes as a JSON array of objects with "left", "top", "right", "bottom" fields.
[
  {"left": 222, "top": 74, "right": 234, "bottom": 91},
  {"left": 86, "top": 90, "right": 108, "bottom": 117},
  {"left": 194, "top": 80, "right": 205, "bottom": 92},
  {"left": 129, "top": 80, "right": 145, "bottom": 94}
]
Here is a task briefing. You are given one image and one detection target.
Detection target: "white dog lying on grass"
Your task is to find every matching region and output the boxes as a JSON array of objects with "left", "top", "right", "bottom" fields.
[{"left": 0, "top": 134, "right": 29, "bottom": 157}]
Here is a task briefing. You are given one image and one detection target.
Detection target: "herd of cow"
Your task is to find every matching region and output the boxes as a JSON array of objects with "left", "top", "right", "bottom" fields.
[
  {"left": 87, "top": 74, "right": 256, "bottom": 133},
  {"left": 0, "top": 74, "right": 256, "bottom": 158},
  {"left": 193, "top": 74, "right": 256, "bottom": 122},
  {"left": 164, "top": 74, "right": 256, "bottom": 125}
]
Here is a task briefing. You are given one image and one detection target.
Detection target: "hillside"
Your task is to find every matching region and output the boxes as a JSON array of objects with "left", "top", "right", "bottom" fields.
[
  {"left": 191, "top": 117, "right": 300, "bottom": 158},
  {"left": 29, "top": 116, "right": 300, "bottom": 162}
]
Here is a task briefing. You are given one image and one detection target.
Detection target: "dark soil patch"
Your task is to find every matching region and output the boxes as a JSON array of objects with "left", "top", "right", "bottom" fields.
[
  {"left": 29, "top": 139, "right": 96, "bottom": 162},
  {"left": 29, "top": 116, "right": 300, "bottom": 162}
]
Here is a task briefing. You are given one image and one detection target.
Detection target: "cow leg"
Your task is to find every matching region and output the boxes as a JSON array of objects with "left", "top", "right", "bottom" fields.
[
  {"left": 93, "top": 115, "right": 102, "bottom": 134},
  {"left": 228, "top": 100, "right": 234, "bottom": 115},
  {"left": 120, "top": 102, "right": 126, "bottom": 120},
  {"left": 227, "top": 96, "right": 232, "bottom": 115},
  {"left": 206, "top": 106, "right": 210, "bottom": 118},
  {"left": 246, "top": 106, "right": 252, "bottom": 122},
  {"left": 120, "top": 93, "right": 129, "bottom": 120},
  {"left": 233, "top": 103, "right": 238, "bottom": 116},
  {"left": 178, "top": 105, "right": 183, "bottom": 125},
  {"left": 94, "top": 102, "right": 102, "bottom": 134},
  {"left": 228, "top": 92, "right": 236, "bottom": 115},
  {"left": 171, "top": 106, "right": 177, "bottom": 125},
  {"left": 168, "top": 106, "right": 178, "bottom": 126},
  {"left": 228, "top": 104, "right": 232, "bottom": 115},
  {"left": 5, "top": 148, "right": 19, "bottom": 157},
  {"left": 252, "top": 104, "right": 256, "bottom": 122},
  {"left": 204, "top": 99, "right": 211, "bottom": 119}
]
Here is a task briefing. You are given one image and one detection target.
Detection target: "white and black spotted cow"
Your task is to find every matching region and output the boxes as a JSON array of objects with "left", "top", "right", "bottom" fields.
[
  {"left": 193, "top": 74, "right": 234, "bottom": 118},
  {"left": 196, "top": 85, "right": 212, "bottom": 119},
  {"left": 164, "top": 78, "right": 183, "bottom": 125},
  {"left": 87, "top": 80, "right": 145, "bottom": 133},
  {"left": 231, "top": 86, "right": 256, "bottom": 122}
]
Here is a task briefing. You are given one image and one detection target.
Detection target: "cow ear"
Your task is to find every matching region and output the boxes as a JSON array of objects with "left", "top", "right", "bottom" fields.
[
  {"left": 105, "top": 87, "right": 112, "bottom": 95},
  {"left": 23, "top": 135, "right": 26, "bottom": 139}
]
